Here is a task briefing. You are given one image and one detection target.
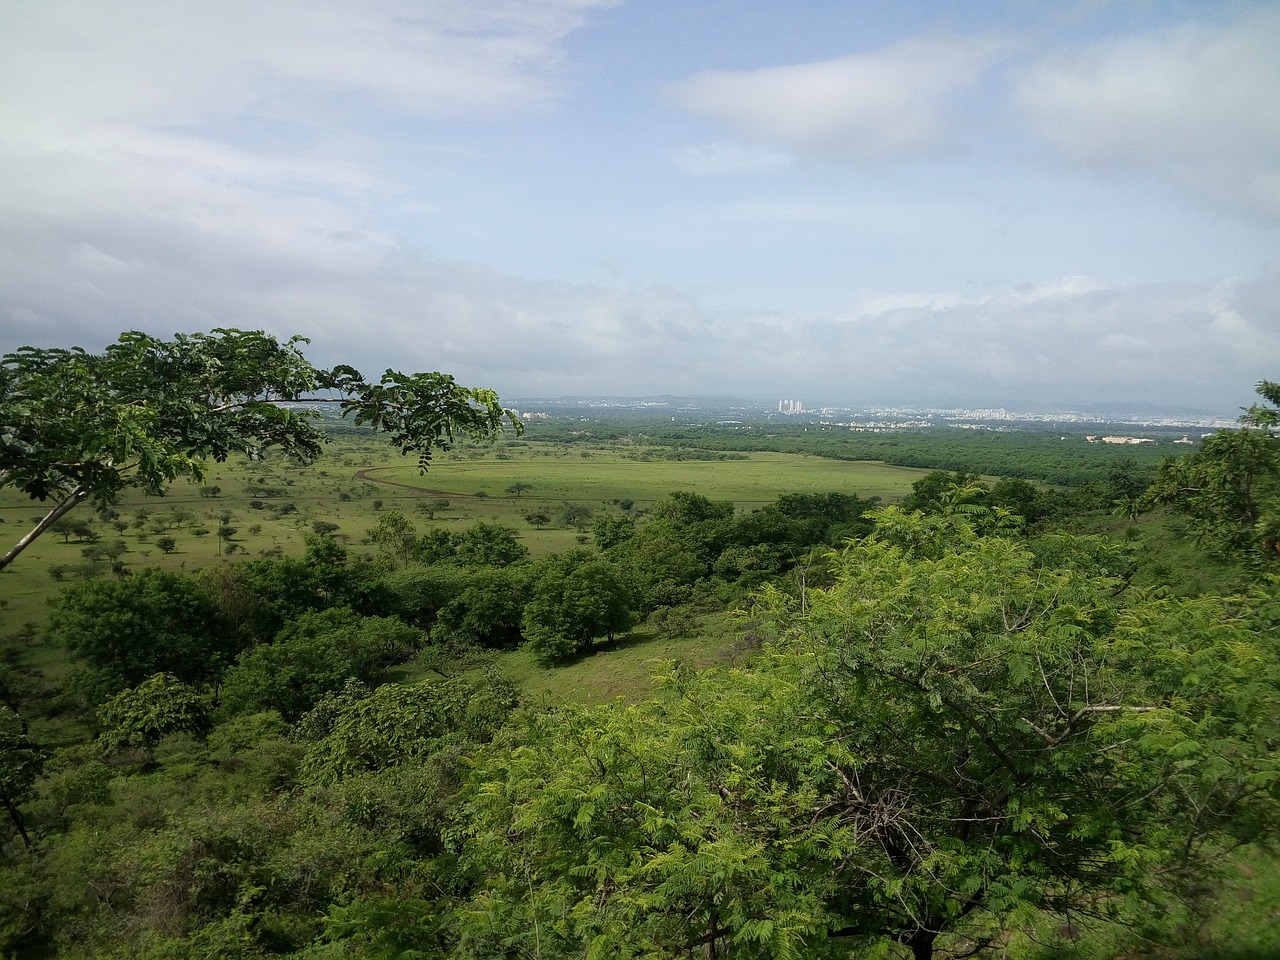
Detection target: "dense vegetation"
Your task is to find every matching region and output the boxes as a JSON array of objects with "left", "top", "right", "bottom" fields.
[
  {"left": 527, "top": 416, "right": 1176, "bottom": 487},
  {"left": 2, "top": 336, "right": 1278, "bottom": 959}
]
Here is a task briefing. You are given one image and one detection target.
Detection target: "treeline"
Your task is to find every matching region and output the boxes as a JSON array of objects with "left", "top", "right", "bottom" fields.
[{"left": 523, "top": 418, "right": 1175, "bottom": 487}]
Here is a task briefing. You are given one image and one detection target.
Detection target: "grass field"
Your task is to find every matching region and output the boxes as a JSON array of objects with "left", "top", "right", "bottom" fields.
[
  {"left": 365, "top": 447, "right": 927, "bottom": 507},
  {"left": 0, "top": 436, "right": 929, "bottom": 636}
]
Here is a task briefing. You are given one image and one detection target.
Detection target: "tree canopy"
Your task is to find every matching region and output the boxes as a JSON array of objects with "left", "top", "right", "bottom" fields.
[
  {"left": 1146, "top": 380, "right": 1280, "bottom": 562},
  {"left": 460, "top": 512, "right": 1280, "bottom": 959},
  {"left": 0, "top": 328, "right": 517, "bottom": 569}
]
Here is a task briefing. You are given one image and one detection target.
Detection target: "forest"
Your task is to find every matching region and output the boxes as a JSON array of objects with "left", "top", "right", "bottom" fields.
[{"left": 1, "top": 332, "right": 1278, "bottom": 959}]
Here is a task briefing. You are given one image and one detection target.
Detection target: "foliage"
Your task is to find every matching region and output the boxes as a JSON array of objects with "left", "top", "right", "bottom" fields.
[
  {"left": 557, "top": 501, "right": 594, "bottom": 531},
  {"left": 409, "top": 522, "right": 529, "bottom": 568},
  {"left": 367, "top": 509, "right": 418, "bottom": 566},
  {"left": 219, "top": 608, "right": 422, "bottom": 721},
  {"left": 592, "top": 511, "right": 636, "bottom": 550},
  {"left": 0, "top": 328, "right": 517, "bottom": 569},
  {"left": 202, "top": 535, "right": 389, "bottom": 642},
  {"left": 521, "top": 552, "right": 634, "bottom": 663},
  {"left": 460, "top": 514, "right": 1280, "bottom": 959},
  {"left": 0, "top": 705, "right": 42, "bottom": 847},
  {"left": 47, "top": 568, "right": 236, "bottom": 693},
  {"left": 1146, "top": 381, "right": 1280, "bottom": 562},
  {"left": 97, "top": 673, "right": 211, "bottom": 752},
  {"left": 433, "top": 564, "right": 532, "bottom": 648},
  {"left": 452, "top": 521, "right": 529, "bottom": 567},
  {"left": 301, "top": 673, "right": 517, "bottom": 784}
]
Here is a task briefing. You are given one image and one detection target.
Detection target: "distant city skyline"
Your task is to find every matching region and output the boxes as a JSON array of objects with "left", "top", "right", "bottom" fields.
[{"left": 2, "top": 1, "right": 1278, "bottom": 412}]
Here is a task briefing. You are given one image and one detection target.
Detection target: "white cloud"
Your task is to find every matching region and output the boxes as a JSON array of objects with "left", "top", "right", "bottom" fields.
[
  {"left": 4, "top": 198, "right": 1275, "bottom": 412},
  {"left": 671, "top": 143, "right": 793, "bottom": 174},
  {"left": 668, "top": 33, "right": 1012, "bottom": 163},
  {"left": 0, "top": 0, "right": 616, "bottom": 233},
  {"left": 0, "top": 0, "right": 616, "bottom": 131},
  {"left": 1013, "top": 6, "right": 1280, "bottom": 220}
]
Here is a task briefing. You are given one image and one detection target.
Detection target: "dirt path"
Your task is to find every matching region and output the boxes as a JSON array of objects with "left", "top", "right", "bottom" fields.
[{"left": 352, "top": 467, "right": 456, "bottom": 498}]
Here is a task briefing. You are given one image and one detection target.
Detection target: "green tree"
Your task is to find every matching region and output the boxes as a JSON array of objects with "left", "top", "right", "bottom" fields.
[
  {"left": 462, "top": 514, "right": 1280, "bottom": 959},
  {"left": 0, "top": 705, "right": 41, "bottom": 847},
  {"left": 48, "top": 568, "right": 236, "bottom": 692},
  {"left": 522, "top": 553, "right": 633, "bottom": 662},
  {"left": 420, "top": 497, "right": 450, "bottom": 519},
  {"left": 504, "top": 481, "right": 532, "bottom": 498},
  {"left": 557, "top": 501, "right": 594, "bottom": 532},
  {"left": 0, "top": 328, "right": 517, "bottom": 570},
  {"left": 367, "top": 510, "right": 417, "bottom": 566},
  {"left": 434, "top": 565, "right": 531, "bottom": 648},
  {"left": 523, "top": 509, "right": 551, "bottom": 530},
  {"left": 901, "top": 469, "right": 988, "bottom": 513},
  {"left": 592, "top": 511, "right": 636, "bottom": 550},
  {"left": 1147, "top": 380, "right": 1280, "bottom": 561},
  {"left": 301, "top": 674, "right": 517, "bottom": 784},
  {"left": 452, "top": 521, "right": 528, "bottom": 567},
  {"left": 219, "top": 609, "right": 419, "bottom": 722},
  {"left": 97, "top": 673, "right": 211, "bottom": 752}
]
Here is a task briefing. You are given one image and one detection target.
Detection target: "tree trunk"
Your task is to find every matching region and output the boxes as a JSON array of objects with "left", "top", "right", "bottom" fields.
[
  {"left": 1, "top": 796, "right": 31, "bottom": 849},
  {"left": 0, "top": 484, "right": 90, "bottom": 572},
  {"left": 908, "top": 929, "right": 936, "bottom": 960}
]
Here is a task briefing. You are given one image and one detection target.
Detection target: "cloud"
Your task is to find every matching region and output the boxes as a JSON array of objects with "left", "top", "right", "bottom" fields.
[
  {"left": 671, "top": 143, "right": 793, "bottom": 175},
  {"left": 4, "top": 195, "right": 1275, "bottom": 413},
  {"left": 1013, "top": 6, "right": 1280, "bottom": 221},
  {"left": 0, "top": 0, "right": 616, "bottom": 131},
  {"left": 668, "top": 33, "right": 1012, "bottom": 163},
  {"left": 0, "top": 0, "right": 617, "bottom": 232}
]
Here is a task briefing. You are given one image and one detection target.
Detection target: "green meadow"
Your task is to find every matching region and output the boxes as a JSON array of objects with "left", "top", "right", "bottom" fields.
[
  {"left": 0, "top": 436, "right": 928, "bottom": 635},
  {"left": 368, "top": 446, "right": 926, "bottom": 506}
]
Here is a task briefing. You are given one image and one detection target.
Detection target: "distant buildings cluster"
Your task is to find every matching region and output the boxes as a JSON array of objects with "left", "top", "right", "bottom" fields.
[{"left": 778, "top": 399, "right": 804, "bottom": 414}]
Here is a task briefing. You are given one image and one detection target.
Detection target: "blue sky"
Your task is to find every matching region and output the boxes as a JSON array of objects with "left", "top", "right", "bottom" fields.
[{"left": 2, "top": 0, "right": 1278, "bottom": 412}]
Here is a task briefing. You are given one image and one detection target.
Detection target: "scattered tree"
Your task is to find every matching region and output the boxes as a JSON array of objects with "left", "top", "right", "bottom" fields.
[{"left": 557, "top": 501, "right": 594, "bottom": 531}]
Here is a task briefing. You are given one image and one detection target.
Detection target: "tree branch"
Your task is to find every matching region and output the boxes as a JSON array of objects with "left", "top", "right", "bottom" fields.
[{"left": 0, "top": 484, "right": 91, "bottom": 572}]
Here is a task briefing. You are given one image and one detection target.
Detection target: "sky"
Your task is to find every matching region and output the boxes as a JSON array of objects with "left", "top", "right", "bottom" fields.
[{"left": 2, "top": 0, "right": 1279, "bottom": 413}]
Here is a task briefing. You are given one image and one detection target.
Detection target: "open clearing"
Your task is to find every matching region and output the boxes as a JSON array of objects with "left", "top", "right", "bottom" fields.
[{"left": 363, "top": 447, "right": 926, "bottom": 507}]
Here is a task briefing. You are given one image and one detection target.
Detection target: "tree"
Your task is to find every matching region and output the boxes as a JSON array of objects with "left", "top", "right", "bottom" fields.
[
  {"left": 1147, "top": 380, "right": 1280, "bottom": 562},
  {"left": 434, "top": 565, "right": 531, "bottom": 648},
  {"left": 300, "top": 674, "right": 517, "bottom": 784},
  {"left": 48, "top": 568, "right": 238, "bottom": 694},
  {"left": 901, "top": 470, "right": 988, "bottom": 514},
  {"left": 97, "top": 673, "right": 211, "bottom": 752},
  {"left": 451, "top": 522, "right": 528, "bottom": 567},
  {"left": 367, "top": 510, "right": 417, "bottom": 566},
  {"left": 523, "top": 509, "right": 551, "bottom": 530},
  {"left": 593, "top": 511, "right": 636, "bottom": 550},
  {"left": 219, "top": 609, "right": 421, "bottom": 721},
  {"left": 557, "top": 501, "right": 594, "bottom": 531},
  {"left": 462, "top": 514, "right": 1280, "bottom": 958},
  {"left": 521, "top": 552, "right": 633, "bottom": 662},
  {"left": 504, "top": 481, "right": 532, "bottom": 498},
  {"left": 420, "top": 497, "right": 450, "bottom": 520},
  {"left": 0, "top": 329, "right": 518, "bottom": 570},
  {"left": 0, "top": 705, "right": 41, "bottom": 847}
]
